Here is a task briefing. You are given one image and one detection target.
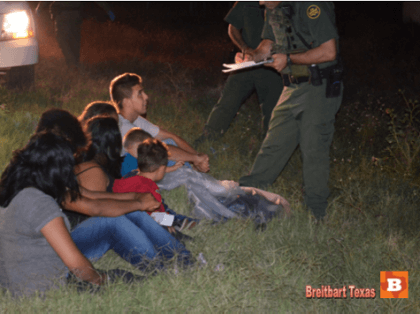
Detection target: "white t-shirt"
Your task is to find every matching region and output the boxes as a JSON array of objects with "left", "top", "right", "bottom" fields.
[
  {"left": 118, "top": 114, "right": 160, "bottom": 155},
  {"left": 118, "top": 114, "right": 160, "bottom": 140}
]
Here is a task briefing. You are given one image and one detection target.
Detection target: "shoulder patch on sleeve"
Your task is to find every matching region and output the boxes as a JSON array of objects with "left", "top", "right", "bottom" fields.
[{"left": 307, "top": 5, "right": 321, "bottom": 19}]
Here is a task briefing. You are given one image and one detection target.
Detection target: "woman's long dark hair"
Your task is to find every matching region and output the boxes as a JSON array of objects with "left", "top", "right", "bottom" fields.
[
  {"left": 35, "top": 108, "right": 88, "bottom": 153},
  {"left": 0, "top": 132, "right": 80, "bottom": 207},
  {"left": 78, "top": 101, "right": 118, "bottom": 126},
  {"left": 83, "top": 116, "right": 123, "bottom": 179}
]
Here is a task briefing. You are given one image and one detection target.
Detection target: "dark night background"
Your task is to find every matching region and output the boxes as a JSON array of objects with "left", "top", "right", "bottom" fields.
[
  {"left": 96, "top": 2, "right": 410, "bottom": 37},
  {"left": 80, "top": 2, "right": 413, "bottom": 43},
  {"left": 81, "top": 1, "right": 419, "bottom": 91},
  {"left": 30, "top": 1, "right": 420, "bottom": 102}
]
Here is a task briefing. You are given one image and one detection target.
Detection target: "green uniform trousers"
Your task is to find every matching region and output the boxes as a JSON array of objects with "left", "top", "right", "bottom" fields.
[
  {"left": 204, "top": 67, "right": 283, "bottom": 137},
  {"left": 54, "top": 11, "right": 83, "bottom": 66},
  {"left": 239, "top": 81, "right": 342, "bottom": 219}
]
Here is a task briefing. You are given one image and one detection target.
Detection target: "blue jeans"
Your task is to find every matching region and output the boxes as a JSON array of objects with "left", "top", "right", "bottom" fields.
[{"left": 71, "top": 211, "right": 192, "bottom": 268}]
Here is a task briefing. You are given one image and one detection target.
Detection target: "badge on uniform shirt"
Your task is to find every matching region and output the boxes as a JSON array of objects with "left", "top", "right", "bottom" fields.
[{"left": 307, "top": 5, "right": 321, "bottom": 19}]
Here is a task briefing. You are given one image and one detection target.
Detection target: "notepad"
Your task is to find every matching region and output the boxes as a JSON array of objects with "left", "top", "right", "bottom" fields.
[{"left": 222, "top": 59, "right": 274, "bottom": 73}]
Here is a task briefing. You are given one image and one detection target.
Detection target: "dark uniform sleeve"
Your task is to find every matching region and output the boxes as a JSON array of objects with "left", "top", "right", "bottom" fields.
[
  {"left": 224, "top": 2, "right": 245, "bottom": 30},
  {"left": 298, "top": 2, "right": 338, "bottom": 47},
  {"left": 261, "top": 9, "right": 275, "bottom": 42}
]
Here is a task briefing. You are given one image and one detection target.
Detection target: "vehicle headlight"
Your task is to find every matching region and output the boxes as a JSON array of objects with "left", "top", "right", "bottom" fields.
[{"left": 1, "top": 11, "right": 34, "bottom": 41}]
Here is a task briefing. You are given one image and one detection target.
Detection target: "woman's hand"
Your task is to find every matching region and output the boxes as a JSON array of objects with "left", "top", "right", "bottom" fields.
[{"left": 134, "top": 193, "right": 161, "bottom": 212}]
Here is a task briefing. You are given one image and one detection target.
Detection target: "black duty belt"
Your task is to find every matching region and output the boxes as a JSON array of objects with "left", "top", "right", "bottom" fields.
[{"left": 281, "top": 66, "right": 333, "bottom": 86}]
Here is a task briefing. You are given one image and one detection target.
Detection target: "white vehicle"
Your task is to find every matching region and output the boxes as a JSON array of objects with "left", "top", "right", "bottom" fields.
[{"left": 0, "top": 1, "right": 38, "bottom": 89}]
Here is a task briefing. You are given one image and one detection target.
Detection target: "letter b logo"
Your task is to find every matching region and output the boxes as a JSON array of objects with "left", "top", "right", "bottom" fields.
[
  {"left": 387, "top": 278, "right": 401, "bottom": 292},
  {"left": 380, "top": 272, "right": 408, "bottom": 298}
]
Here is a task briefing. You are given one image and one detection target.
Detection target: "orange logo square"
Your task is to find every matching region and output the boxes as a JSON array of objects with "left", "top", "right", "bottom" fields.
[{"left": 380, "top": 271, "right": 408, "bottom": 298}]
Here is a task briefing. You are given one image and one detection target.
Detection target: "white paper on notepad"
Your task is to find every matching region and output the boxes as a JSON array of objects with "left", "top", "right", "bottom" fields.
[
  {"left": 150, "top": 212, "right": 175, "bottom": 226},
  {"left": 222, "top": 59, "right": 274, "bottom": 73}
]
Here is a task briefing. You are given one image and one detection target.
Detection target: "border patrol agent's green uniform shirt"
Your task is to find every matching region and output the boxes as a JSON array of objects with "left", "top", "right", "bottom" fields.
[
  {"left": 202, "top": 1, "right": 283, "bottom": 137},
  {"left": 263, "top": 2, "right": 338, "bottom": 60},
  {"left": 239, "top": 2, "right": 343, "bottom": 220}
]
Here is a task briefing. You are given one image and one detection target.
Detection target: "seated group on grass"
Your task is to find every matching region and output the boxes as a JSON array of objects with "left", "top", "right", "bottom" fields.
[
  {"left": 0, "top": 72, "right": 284, "bottom": 298},
  {"left": 0, "top": 72, "right": 213, "bottom": 298},
  {"left": 0, "top": 108, "right": 196, "bottom": 298}
]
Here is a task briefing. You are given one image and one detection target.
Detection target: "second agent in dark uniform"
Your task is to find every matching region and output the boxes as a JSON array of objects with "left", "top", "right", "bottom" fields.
[{"left": 195, "top": 1, "right": 283, "bottom": 144}]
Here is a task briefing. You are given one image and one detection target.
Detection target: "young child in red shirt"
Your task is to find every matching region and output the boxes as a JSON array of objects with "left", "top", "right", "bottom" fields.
[{"left": 113, "top": 138, "right": 198, "bottom": 234}]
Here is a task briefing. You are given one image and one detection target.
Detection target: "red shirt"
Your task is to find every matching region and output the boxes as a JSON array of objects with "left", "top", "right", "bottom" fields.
[{"left": 113, "top": 175, "right": 165, "bottom": 214}]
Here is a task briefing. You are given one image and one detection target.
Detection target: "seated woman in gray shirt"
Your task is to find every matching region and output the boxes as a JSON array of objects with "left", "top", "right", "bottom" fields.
[{"left": 0, "top": 132, "right": 107, "bottom": 298}]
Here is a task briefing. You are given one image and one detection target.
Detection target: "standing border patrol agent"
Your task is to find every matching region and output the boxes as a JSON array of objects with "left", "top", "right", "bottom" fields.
[
  {"left": 195, "top": 1, "right": 283, "bottom": 145},
  {"left": 36, "top": 2, "right": 115, "bottom": 67},
  {"left": 239, "top": 2, "right": 343, "bottom": 220}
]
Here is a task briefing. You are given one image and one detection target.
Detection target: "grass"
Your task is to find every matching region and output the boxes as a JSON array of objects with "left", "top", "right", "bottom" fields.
[{"left": 1, "top": 8, "right": 419, "bottom": 313}]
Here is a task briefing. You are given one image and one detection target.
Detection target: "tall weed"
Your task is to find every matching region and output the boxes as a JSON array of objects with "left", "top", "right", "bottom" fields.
[{"left": 383, "top": 92, "right": 420, "bottom": 178}]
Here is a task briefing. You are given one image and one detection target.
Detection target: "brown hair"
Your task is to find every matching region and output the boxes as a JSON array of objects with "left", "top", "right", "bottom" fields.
[
  {"left": 123, "top": 127, "right": 152, "bottom": 149},
  {"left": 109, "top": 73, "right": 142, "bottom": 110},
  {"left": 137, "top": 138, "right": 169, "bottom": 173}
]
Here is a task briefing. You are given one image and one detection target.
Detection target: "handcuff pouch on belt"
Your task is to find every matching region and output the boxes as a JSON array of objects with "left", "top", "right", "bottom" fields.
[
  {"left": 308, "top": 60, "right": 343, "bottom": 98},
  {"left": 311, "top": 57, "right": 344, "bottom": 97},
  {"left": 282, "top": 57, "right": 343, "bottom": 98},
  {"left": 307, "top": 62, "right": 343, "bottom": 98}
]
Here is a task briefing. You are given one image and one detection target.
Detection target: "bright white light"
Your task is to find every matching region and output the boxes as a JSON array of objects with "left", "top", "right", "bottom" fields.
[{"left": 3, "top": 11, "right": 31, "bottom": 39}]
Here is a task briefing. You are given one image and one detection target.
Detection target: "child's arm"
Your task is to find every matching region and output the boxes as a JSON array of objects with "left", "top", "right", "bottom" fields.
[
  {"left": 155, "top": 128, "right": 210, "bottom": 173},
  {"left": 41, "top": 217, "right": 106, "bottom": 285},
  {"left": 165, "top": 161, "right": 184, "bottom": 173}
]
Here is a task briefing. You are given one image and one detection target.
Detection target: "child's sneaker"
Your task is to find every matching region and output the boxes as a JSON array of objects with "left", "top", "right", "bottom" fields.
[
  {"left": 174, "top": 217, "right": 198, "bottom": 231},
  {"left": 174, "top": 218, "right": 187, "bottom": 231},
  {"left": 185, "top": 220, "right": 198, "bottom": 230}
]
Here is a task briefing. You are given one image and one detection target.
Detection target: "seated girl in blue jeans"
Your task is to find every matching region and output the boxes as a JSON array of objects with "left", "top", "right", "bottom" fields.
[{"left": 35, "top": 109, "right": 194, "bottom": 272}]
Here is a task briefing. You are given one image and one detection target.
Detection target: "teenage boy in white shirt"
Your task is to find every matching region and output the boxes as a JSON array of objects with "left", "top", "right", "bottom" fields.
[{"left": 110, "top": 73, "right": 210, "bottom": 173}]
